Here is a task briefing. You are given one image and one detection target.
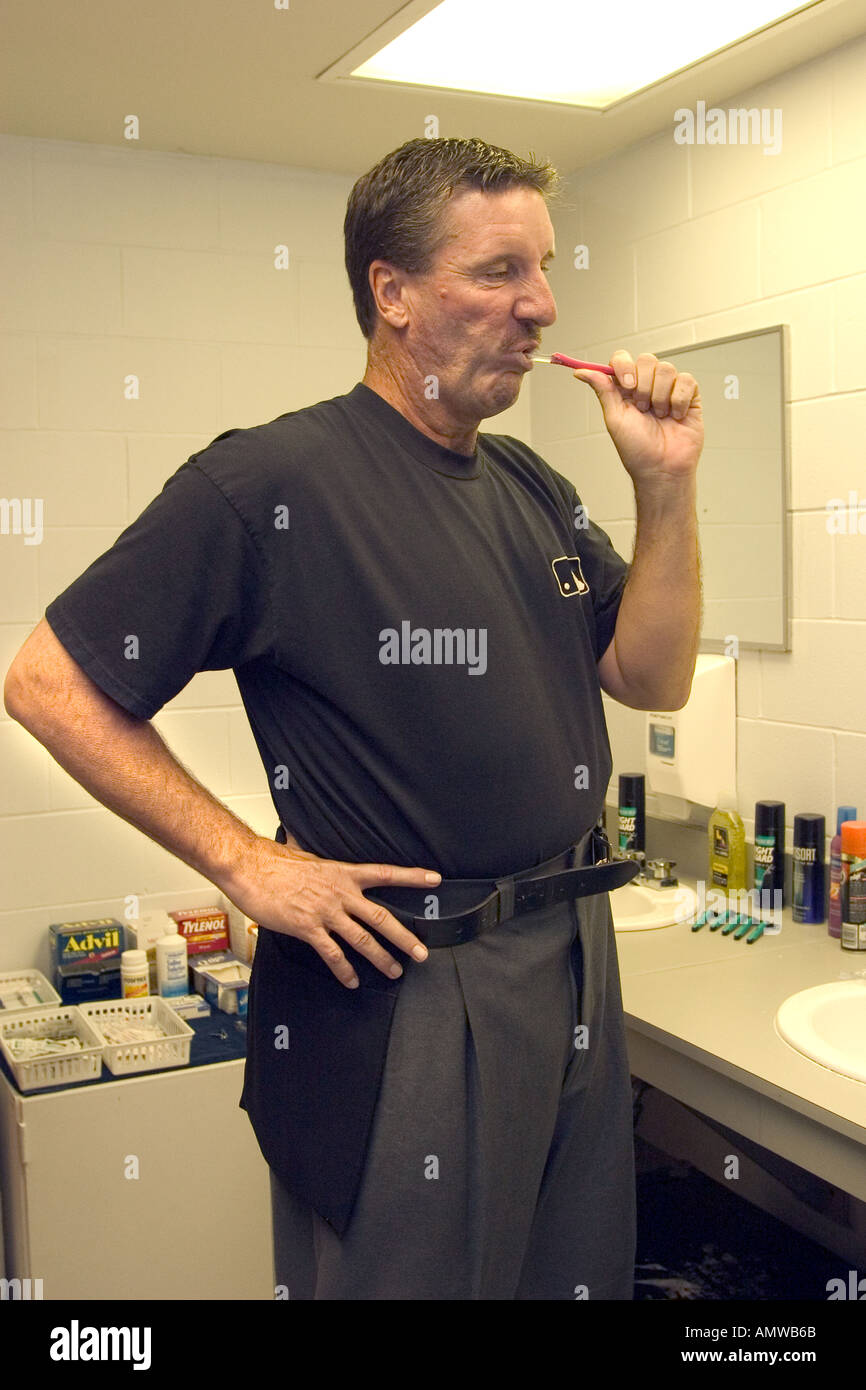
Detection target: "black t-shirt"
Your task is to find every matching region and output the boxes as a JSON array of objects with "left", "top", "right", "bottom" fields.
[{"left": 45, "top": 381, "right": 629, "bottom": 879}]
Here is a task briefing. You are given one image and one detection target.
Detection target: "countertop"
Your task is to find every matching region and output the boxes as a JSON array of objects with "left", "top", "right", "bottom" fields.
[{"left": 615, "top": 876, "right": 866, "bottom": 1149}]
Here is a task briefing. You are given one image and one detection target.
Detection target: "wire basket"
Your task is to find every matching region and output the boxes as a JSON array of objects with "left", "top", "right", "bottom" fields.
[
  {"left": 0, "top": 1005, "right": 104, "bottom": 1092},
  {"left": 78, "top": 996, "right": 194, "bottom": 1075},
  {"left": 0, "top": 969, "right": 61, "bottom": 1013}
]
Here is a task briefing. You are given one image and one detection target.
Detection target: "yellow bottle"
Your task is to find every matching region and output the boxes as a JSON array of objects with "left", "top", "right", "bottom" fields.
[{"left": 708, "top": 806, "right": 747, "bottom": 892}]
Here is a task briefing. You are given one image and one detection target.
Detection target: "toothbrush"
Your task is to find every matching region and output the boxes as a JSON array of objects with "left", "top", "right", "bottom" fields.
[{"left": 532, "top": 352, "right": 616, "bottom": 377}]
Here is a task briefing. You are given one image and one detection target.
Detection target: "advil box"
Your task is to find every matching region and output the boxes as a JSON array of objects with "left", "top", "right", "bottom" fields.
[
  {"left": 49, "top": 917, "right": 125, "bottom": 969},
  {"left": 168, "top": 906, "right": 229, "bottom": 957}
]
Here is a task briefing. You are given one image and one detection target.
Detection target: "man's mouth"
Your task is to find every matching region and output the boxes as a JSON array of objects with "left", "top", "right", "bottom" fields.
[{"left": 503, "top": 344, "right": 540, "bottom": 368}]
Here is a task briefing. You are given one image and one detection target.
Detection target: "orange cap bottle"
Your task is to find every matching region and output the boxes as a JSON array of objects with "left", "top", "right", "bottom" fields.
[{"left": 840, "top": 821, "right": 866, "bottom": 951}]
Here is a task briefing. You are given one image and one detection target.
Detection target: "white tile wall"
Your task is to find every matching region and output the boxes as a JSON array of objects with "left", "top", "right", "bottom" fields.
[
  {"left": 0, "top": 133, "right": 529, "bottom": 970},
  {"left": 533, "top": 36, "right": 866, "bottom": 850}
]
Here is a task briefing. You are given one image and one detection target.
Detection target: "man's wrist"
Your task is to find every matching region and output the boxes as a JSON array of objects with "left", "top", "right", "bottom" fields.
[
  {"left": 205, "top": 817, "right": 264, "bottom": 900},
  {"left": 632, "top": 468, "right": 696, "bottom": 500},
  {"left": 632, "top": 472, "right": 697, "bottom": 526}
]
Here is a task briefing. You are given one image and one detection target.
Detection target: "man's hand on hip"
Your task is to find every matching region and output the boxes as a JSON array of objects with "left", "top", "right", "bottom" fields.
[{"left": 225, "top": 835, "right": 440, "bottom": 989}]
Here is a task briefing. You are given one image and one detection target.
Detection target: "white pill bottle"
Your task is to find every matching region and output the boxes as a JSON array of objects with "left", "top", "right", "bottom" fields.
[
  {"left": 156, "top": 924, "right": 189, "bottom": 998},
  {"left": 121, "top": 948, "right": 150, "bottom": 999}
]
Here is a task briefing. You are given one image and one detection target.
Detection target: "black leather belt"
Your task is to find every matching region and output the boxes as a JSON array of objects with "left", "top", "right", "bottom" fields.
[{"left": 275, "top": 824, "right": 640, "bottom": 949}]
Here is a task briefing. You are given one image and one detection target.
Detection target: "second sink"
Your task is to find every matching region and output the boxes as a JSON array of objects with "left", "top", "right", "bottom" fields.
[{"left": 775, "top": 980, "right": 866, "bottom": 1083}]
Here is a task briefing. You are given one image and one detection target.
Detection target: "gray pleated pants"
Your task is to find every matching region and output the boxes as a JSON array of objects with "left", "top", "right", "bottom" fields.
[{"left": 270, "top": 886, "right": 636, "bottom": 1300}]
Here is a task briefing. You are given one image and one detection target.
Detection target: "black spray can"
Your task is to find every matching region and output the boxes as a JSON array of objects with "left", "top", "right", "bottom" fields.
[
  {"left": 753, "top": 800, "right": 785, "bottom": 921},
  {"left": 618, "top": 774, "right": 645, "bottom": 856},
  {"left": 792, "top": 813, "right": 825, "bottom": 923}
]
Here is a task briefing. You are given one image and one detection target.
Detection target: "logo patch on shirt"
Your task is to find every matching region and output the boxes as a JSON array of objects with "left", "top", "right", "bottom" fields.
[{"left": 551, "top": 554, "right": 589, "bottom": 598}]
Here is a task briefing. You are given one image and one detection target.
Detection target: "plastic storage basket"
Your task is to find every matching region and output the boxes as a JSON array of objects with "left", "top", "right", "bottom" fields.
[
  {"left": 0, "top": 969, "right": 61, "bottom": 1013},
  {"left": 78, "top": 996, "right": 194, "bottom": 1076},
  {"left": 0, "top": 1004, "right": 104, "bottom": 1092}
]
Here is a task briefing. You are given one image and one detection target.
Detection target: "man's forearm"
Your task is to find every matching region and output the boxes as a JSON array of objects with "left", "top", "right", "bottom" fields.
[
  {"left": 6, "top": 676, "right": 260, "bottom": 899},
  {"left": 5, "top": 621, "right": 439, "bottom": 990},
  {"left": 614, "top": 473, "right": 702, "bottom": 709}
]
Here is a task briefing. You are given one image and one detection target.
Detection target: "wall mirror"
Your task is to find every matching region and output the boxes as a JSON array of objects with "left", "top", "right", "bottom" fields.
[{"left": 653, "top": 324, "right": 789, "bottom": 652}]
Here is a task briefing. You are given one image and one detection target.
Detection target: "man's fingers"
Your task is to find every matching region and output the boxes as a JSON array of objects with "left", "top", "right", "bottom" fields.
[
  {"left": 233, "top": 841, "right": 439, "bottom": 987},
  {"left": 308, "top": 928, "right": 361, "bottom": 989},
  {"left": 309, "top": 893, "right": 430, "bottom": 989},
  {"left": 607, "top": 351, "right": 692, "bottom": 417},
  {"left": 344, "top": 862, "right": 438, "bottom": 959},
  {"left": 339, "top": 889, "right": 430, "bottom": 964},
  {"left": 301, "top": 866, "right": 436, "bottom": 987},
  {"left": 609, "top": 349, "right": 636, "bottom": 389},
  {"left": 649, "top": 361, "right": 678, "bottom": 415},
  {"left": 670, "top": 373, "right": 698, "bottom": 420},
  {"left": 262, "top": 850, "right": 438, "bottom": 987},
  {"left": 631, "top": 352, "right": 661, "bottom": 410},
  {"left": 348, "top": 859, "right": 441, "bottom": 888}
]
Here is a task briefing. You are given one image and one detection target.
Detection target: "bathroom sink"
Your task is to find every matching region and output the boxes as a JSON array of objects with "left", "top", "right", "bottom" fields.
[
  {"left": 610, "top": 881, "right": 697, "bottom": 932},
  {"left": 775, "top": 981, "right": 866, "bottom": 1083}
]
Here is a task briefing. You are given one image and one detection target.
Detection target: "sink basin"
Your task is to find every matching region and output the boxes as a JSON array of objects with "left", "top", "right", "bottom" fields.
[
  {"left": 610, "top": 881, "right": 697, "bottom": 931},
  {"left": 775, "top": 981, "right": 866, "bottom": 1083}
]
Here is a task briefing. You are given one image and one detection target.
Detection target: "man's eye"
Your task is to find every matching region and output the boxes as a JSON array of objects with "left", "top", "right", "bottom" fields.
[{"left": 484, "top": 265, "right": 552, "bottom": 279}]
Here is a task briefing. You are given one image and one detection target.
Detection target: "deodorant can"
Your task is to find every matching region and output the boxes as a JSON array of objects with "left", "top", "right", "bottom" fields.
[
  {"left": 841, "top": 821, "right": 866, "bottom": 951},
  {"left": 753, "top": 801, "right": 785, "bottom": 923},
  {"left": 618, "top": 775, "right": 645, "bottom": 856},
  {"left": 791, "top": 813, "right": 825, "bottom": 924}
]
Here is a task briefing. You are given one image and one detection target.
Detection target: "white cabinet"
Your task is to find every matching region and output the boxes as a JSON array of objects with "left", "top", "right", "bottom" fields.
[{"left": 0, "top": 1059, "right": 274, "bottom": 1299}]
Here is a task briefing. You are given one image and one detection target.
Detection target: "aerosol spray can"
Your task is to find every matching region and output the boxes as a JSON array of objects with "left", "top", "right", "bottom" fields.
[
  {"left": 753, "top": 801, "right": 785, "bottom": 926},
  {"left": 618, "top": 775, "right": 645, "bottom": 857},
  {"left": 791, "top": 813, "right": 825, "bottom": 924},
  {"left": 840, "top": 821, "right": 866, "bottom": 951}
]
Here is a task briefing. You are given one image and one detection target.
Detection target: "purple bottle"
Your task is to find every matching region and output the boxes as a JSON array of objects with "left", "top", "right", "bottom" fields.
[{"left": 829, "top": 805, "right": 857, "bottom": 938}]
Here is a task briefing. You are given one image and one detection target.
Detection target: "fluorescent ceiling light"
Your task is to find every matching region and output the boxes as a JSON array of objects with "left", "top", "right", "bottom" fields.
[{"left": 346, "top": 0, "right": 816, "bottom": 108}]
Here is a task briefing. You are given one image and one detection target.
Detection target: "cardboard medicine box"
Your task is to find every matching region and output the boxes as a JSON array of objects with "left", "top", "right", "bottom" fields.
[
  {"left": 55, "top": 956, "right": 122, "bottom": 1005},
  {"left": 190, "top": 952, "right": 250, "bottom": 1016},
  {"left": 164, "top": 992, "right": 211, "bottom": 1019},
  {"left": 49, "top": 917, "right": 125, "bottom": 970},
  {"left": 189, "top": 951, "right": 234, "bottom": 996},
  {"left": 168, "top": 906, "right": 229, "bottom": 957}
]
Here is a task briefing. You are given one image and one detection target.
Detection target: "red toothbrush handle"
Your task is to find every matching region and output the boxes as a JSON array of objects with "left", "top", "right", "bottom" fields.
[{"left": 550, "top": 352, "right": 615, "bottom": 377}]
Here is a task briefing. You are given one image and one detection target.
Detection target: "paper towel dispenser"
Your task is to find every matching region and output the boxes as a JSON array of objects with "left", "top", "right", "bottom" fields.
[{"left": 646, "top": 654, "right": 736, "bottom": 813}]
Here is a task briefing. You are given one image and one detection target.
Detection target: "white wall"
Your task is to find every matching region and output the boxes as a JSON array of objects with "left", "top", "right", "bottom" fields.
[
  {"left": 533, "top": 35, "right": 866, "bottom": 850},
  {"left": 0, "top": 138, "right": 531, "bottom": 974}
]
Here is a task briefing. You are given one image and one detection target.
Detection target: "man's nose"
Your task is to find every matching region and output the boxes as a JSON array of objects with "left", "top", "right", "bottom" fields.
[{"left": 516, "top": 276, "right": 557, "bottom": 329}]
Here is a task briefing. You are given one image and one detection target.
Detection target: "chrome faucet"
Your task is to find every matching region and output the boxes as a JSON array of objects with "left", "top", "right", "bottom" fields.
[{"left": 622, "top": 850, "right": 679, "bottom": 889}]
